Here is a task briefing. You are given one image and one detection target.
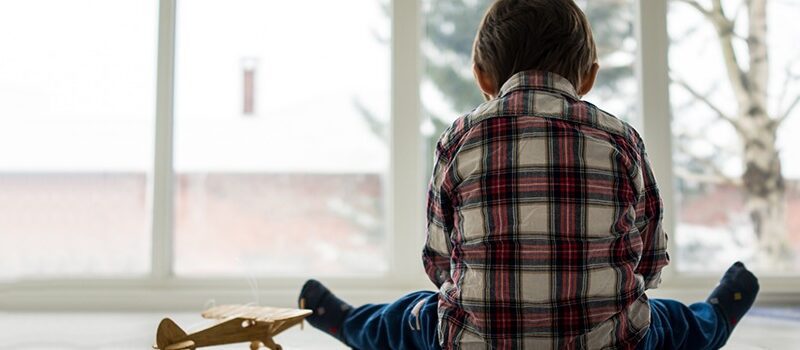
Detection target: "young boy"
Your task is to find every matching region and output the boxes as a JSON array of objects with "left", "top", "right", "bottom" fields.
[{"left": 299, "top": 0, "right": 760, "bottom": 348}]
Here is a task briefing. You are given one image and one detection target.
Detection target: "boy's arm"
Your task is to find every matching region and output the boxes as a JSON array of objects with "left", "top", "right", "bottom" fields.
[
  {"left": 422, "top": 139, "right": 455, "bottom": 289},
  {"left": 634, "top": 143, "right": 670, "bottom": 289}
]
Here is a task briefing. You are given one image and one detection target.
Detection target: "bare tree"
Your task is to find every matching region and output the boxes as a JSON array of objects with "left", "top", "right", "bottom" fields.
[{"left": 675, "top": 0, "right": 799, "bottom": 267}]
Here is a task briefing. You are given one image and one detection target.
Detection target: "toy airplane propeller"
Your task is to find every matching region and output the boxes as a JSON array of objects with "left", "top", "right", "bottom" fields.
[{"left": 154, "top": 304, "right": 312, "bottom": 350}]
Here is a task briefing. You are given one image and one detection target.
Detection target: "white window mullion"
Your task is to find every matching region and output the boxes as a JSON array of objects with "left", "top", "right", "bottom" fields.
[
  {"left": 151, "top": 0, "right": 177, "bottom": 281},
  {"left": 389, "top": 0, "right": 427, "bottom": 285},
  {"left": 634, "top": 0, "right": 677, "bottom": 280}
]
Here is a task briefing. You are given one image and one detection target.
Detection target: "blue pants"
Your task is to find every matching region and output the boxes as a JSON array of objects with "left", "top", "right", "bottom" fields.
[
  {"left": 636, "top": 299, "right": 731, "bottom": 350},
  {"left": 342, "top": 291, "right": 731, "bottom": 350},
  {"left": 343, "top": 291, "right": 441, "bottom": 350}
]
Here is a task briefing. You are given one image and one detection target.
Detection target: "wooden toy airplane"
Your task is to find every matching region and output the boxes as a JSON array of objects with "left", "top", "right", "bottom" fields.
[{"left": 154, "top": 304, "right": 312, "bottom": 350}]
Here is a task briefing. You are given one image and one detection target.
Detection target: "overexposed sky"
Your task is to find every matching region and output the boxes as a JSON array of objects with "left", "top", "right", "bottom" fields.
[
  {"left": 0, "top": 0, "right": 158, "bottom": 172},
  {"left": 0, "top": 0, "right": 389, "bottom": 173}
]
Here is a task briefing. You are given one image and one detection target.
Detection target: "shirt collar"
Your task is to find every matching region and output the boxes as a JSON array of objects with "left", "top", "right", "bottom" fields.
[{"left": 497, "top": 70, "right": 580, "bottom": 100}]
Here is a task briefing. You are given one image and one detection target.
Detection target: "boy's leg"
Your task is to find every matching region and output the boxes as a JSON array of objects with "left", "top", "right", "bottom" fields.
[
  {"left": 299, "top": 279, "right": 440, "bottom": 350},
  {"left": 637, "top": 262, "right": 759, "bottom": 350},
  {"left": 638, "top": 299, "right": 728, "bottom": 350},
  {"left": 342, "top": 291, "right": 440, "bottom": 350}
]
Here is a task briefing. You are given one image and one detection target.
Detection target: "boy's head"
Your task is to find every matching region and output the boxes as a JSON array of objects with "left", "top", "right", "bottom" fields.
[{"left": 472, "top": 0, "right": 599, "bottom": 99}]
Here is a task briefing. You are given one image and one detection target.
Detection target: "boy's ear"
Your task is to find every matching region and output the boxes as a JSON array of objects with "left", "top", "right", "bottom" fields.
[
  {"left": 577, "top": 62, "right": 600, "bottom": 97},
  {"left": 473, "top": 64, "right": 498, "bottom": 100}
]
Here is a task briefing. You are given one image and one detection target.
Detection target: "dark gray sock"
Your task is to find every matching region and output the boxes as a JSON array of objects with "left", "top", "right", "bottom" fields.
[
  {"left": 707, "top": 261, "right": 759, "bottom": 330},
  {"left": 298, "top": 279, "right": 353, "bottom": 344}
]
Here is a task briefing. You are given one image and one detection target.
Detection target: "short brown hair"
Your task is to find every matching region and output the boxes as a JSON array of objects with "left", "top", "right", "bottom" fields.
[{"left": 472, "top": 0, "right": 597, "bottom": 90}]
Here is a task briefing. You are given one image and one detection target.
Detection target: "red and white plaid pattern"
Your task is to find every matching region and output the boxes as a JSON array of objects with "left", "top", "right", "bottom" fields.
[{"left": 423, "top": 70, "right": 669, "bottom": 349}]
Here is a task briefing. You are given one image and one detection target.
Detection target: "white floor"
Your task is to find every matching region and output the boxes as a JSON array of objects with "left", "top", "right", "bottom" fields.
[{"left": 1, "top": 311, "right": 798, "bottom": 350}]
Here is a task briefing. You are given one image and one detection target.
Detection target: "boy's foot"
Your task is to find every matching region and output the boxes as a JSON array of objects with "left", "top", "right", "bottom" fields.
[
  {"left": 298, "top": 279, "right": 353, "bottom": 343},
  {"left": 707, "top": 261, "right": 759, "bottom": 331}
]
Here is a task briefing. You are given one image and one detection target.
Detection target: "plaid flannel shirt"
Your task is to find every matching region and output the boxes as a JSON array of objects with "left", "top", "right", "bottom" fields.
[{"left": 423, "top": 70, "right": 669, "bottom": 349}]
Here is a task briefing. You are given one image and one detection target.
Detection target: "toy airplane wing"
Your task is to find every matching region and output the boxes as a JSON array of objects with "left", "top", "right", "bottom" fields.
[
  {"left": 203, "top": 304, "right": 311, "bottom": 322},
  {"left": 202, "top": 304, "right": 312, "bottom": 336}
]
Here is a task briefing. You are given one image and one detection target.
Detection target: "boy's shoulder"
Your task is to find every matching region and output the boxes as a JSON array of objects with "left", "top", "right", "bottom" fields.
[{"left": 437, "top": 89, "right": 643, "bottom": 155}]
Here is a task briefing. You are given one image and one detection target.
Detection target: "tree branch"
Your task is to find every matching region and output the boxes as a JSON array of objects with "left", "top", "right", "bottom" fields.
[
  {"left": 777, "top": 62, "right": 794, "bottom": 108},
  {"left": 723, "top": 0, "right": 750, "bottom": 37},
  {"left": 675, "top": 0, "right": 713, "bottom": 17},
  {"left": 674, "top": 140, "right": 741, "bottom": 186},
  {"left": 672, "top": 76, "right": 742, "bottom": 131},
  {"left": 731, "top": 31, "right": 749, "bottom": 42},
  {"left": 779, "top": 95, "right": 800, "bottom": 125},
  {"left": 776, "top": 59, "right": 800, "bottom": 126},
  {"left": 676, "top": 0, "right": 751, "bottom": 104},
  {"left": 692, "top": 0, "right": 751, "bottom": 104},
  {"left": 674, "top": 166, "right": 742, "bottom": 186}
]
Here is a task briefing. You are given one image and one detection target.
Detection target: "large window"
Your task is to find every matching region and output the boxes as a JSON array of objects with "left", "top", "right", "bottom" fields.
[
  {"left": 172, "top": 0, "right": 390, "bottom": 276},
  {"left": 0, "top": 0, "right": 157, "bottom": 279},
  {"left": 668, "top": 0, "right": 800, "bottom": 272},
  {"left": 1, "top": 0, "right": 797, "bottom": 308}
]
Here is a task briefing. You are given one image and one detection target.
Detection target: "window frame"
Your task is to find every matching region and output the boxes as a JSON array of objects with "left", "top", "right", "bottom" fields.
[
  {"left": 637, "top": 0, "right": 800, "bottom": 301},
  {"left": 1, "top": 0, "right": 798, "bottom": 311}
]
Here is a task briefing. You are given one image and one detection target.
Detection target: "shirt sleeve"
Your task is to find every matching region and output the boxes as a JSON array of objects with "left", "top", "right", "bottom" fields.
[
  {"left": 422, "top": 135, "right": 455, "bottom": 289},
  {"left": 633, "top": 142, "right": 670, "bottom": 290}
]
